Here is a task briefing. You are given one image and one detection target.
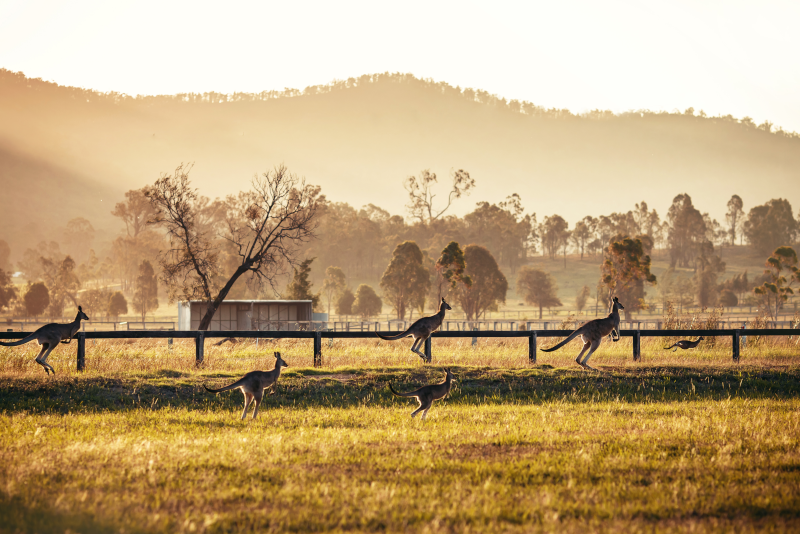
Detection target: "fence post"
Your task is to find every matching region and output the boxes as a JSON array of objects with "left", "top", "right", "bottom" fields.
[
  {"left": 314, "top": 331, "right": 322, "bottom": 368},
  {"left": 76, "top": 332, "right": 86, "bottom": 371},
  {"left": 425, "top": 337, "right": 432, "bottom": 363},
  {"left": 633, "top": 329, "right": 641, "bottom": 361},
  {"left": 195, "top": 332, "right": 205, "bottom": 366},
  {"left": 528, "top": 331, "right": 537, "bottom": 364},
  {"left": 732, "top": 330, "right": 740, "bottom": 363}
]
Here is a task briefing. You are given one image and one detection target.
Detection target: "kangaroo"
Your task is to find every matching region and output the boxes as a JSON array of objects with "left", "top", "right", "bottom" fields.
[
  {"left": 541, "top": 297, "right": 625, "bottom": 370},
  {"left": 0, "top": 306, "right": 90, "bottom": 375},
  {"left": 664, "top": 337, "right": 704, "bottom": 352},
  {"left": 389, "top": 368, "right": 455, "bottom": 420},
  {"left": 377, "top": 297, "right": 452, "bottom": 361},
  {"left": 203, "top": 351, "right": 288, "bottom": 420}
]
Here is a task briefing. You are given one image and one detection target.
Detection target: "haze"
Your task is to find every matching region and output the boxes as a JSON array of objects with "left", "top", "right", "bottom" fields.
[
  {"left": 1, "top": 0, "right": 799, "bottom": 262},
  {"left": 2, "top": 0, "right": 799, "bottom": 132}
]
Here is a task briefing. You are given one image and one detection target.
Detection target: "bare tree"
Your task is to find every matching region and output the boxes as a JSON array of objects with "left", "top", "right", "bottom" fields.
[
  {"left": 112, "top": 188, "right": 158, "bottom": 238},
  {"left": 146, "top": 164, "right": 320, "bottom": 330},
  {"left": 404, "top": 169, "right": 474, "bottom": 224}
]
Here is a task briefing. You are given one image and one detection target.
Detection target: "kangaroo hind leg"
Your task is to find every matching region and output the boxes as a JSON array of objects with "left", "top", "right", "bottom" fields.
[
  {"left": 581, "top": 339, "right": 603, "bottom": 371},
  {"left": 410, "top": 336, "right": 427, "bottom": 361},
  {"left": 33, "top": 344, "right": 50, "bottom": 374},
  {"left": 36, "top": 342, "right": 58, "bottom": 375},
  {"left": 251, "top": 391, "right": 264, "bottom": 420},
  {"left": 241, "top": 392, "right": 254, "bottom": 420},
  {"left": 421, "top": 403, "right": 433, "bottom": 421},
  {"left": 410, "top": 398, "right": 427, "bottom": 418},
  {"left": 40, "top": 343, "right": 58, "bottom": 375},
  {"left": 575, "top": 341, "right": 591, "bottom": 368}
]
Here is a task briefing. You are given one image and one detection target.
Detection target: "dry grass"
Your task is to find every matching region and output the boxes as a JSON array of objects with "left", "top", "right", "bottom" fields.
[
  {"left": 2, "top": 338, "right": 800, "bottom": 532},
  {"left": 1, "top": 364, "right": 800, "bottom": 533},
  {"left": 2, "top": 334, "right": 799, "bottom": 377}
]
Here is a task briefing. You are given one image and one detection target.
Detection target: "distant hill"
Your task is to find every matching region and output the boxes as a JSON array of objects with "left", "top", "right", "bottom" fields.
[
  {"left": 1, "top": 69, "right": 799, "bottom": 263},
  {"left": 0, "top": 144, "right": 120, "bottom": 259}
]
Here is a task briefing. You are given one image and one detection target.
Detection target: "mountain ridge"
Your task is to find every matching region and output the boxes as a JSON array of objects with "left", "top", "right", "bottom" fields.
[{"left": 1, "top": 69, "right": 799, "bottom": 263}]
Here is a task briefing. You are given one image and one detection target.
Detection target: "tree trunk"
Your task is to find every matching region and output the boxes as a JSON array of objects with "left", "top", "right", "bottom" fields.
[
  {"left": 197, "top": 265, "right": 250, "bottom": 330},
  {"left": 539, "top": 304, "right": 543, "bottom": 320}
]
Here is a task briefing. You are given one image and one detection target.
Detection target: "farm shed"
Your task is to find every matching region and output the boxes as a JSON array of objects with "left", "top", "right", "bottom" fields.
[{"left": 177, "top": 300, "right": 327, "bottom": 331}]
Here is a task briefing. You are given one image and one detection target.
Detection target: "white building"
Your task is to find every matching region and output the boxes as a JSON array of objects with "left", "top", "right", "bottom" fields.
[{"left": 177, "top": 300, "right": 327, "bottom": 331}]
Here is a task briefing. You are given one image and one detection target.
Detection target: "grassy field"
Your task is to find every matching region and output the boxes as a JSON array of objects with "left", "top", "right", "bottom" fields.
[{"left": 1, "top": 341, "right": 800, "bottom": 533}]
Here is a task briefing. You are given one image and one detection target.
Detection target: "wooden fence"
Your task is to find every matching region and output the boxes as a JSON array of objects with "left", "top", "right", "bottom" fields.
[{"left": 2, "top": 328, "right": 798, "bottom": 371}]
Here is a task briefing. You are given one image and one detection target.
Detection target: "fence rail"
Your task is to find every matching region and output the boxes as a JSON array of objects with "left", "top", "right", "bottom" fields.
[{"left": 2, "top": 328, "right": 798, "bottom": 371}]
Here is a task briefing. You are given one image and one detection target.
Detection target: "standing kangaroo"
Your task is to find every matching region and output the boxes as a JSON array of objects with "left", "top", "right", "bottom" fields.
[
  {"left": 0, "top": 306, "right": 90, "bottom": 375},
  {"left": 377, "top": 297, "right": 452, "bottom": 361},
  {"left": 389, "top": 368, "right": 454, "bottom": 420},
  {"left": 664, "top": 337, "right": 704, "bottom": 352},
  {"left": 541, "top": 297, "right": 625, "bottom": 370},
  {"left": 203, "top": 351, "right": 288, "bottom": 420}
]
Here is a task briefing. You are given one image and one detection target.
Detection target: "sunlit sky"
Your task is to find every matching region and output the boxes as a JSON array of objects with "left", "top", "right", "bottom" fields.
[{"left": 1, "top": 0, "right": 799, "bottom": 131}]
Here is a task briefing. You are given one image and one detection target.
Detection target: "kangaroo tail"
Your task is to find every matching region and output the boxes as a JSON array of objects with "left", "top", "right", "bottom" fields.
[
  {"left": 0, "top": 332, "right": 38, "bottom": 347},
  {"left": 376, "top": 327, "right": 413, "bottom": 341},
  {"left": 541, "top": 328, "right": 584, "bottom": 352},
  {"left": 388, "top": 383, "right": 412, "bottom": 397},
  {"left": 203, "top": 377, "right": 246, "bottom": 394},
  {"left": 663, "top": 343, "right": 677, "bottom": 350}
]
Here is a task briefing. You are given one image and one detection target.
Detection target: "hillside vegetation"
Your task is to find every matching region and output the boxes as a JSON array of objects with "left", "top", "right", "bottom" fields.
[{"left": 2, "top": 69, "right": 800, "bottom": 260}]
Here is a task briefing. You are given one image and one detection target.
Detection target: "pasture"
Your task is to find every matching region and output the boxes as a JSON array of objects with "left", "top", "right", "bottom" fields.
[{"left": 1, "top": 339, "right": 800, "bottom": 533}]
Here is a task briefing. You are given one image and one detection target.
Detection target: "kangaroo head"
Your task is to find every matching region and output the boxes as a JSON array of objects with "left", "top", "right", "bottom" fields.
[
  {"left": 444, "top": 367, "right": 455, "bottom": 381},
  {"left": 441, "top": 297, "right": 452, "bottom": 311},
  {"left": 77, "top": 306, "right": 90, "bottom": 321},
  {"left": 274, "top": 351, "right": 289, "bottom": 368},
  {"left": 612, "top": 297, "right": 624, "bottom": 310},
  {"left": 697, "top": 336, "right": 705, "bottom": 342}
]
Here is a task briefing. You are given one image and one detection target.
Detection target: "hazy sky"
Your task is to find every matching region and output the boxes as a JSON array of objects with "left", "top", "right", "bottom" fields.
[{"left": 1, "top": 0, "right": 799, "bottom": 131}]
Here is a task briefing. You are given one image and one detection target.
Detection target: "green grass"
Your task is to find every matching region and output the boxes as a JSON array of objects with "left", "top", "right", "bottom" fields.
[{"left": 2, "top": 361, "right": 800, "bottom": 533}]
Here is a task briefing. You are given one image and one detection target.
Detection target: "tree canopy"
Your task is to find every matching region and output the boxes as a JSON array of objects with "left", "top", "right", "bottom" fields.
[
  {"left": 743, "top": 199, "right": 798, "bottom": 255},
  {"left": 516, "top": 266, "right": 562, "bottom": 319},
  {"left": 284, "top": 258, "right": 321, "bottom": 309},
  {"left": 600, "top": 236, "right": 657, "bottom": 320},
  {"left": 145, "top": 164, "right": 320, "bottom": 330},
  {"left": 455, "top": 245, "right": 508, "bottom": 322},
  {"left": 753, "top": 246, "right": 799, "bottom": 319},
  {"left": 24, "top": 282, "right": 49, "bottom": 318},
  {"left": 352, "top": 284, "right": 383, "bottom": 319},
  {"left": 380, "top": 241, "right": 430, "bottom": 320}
]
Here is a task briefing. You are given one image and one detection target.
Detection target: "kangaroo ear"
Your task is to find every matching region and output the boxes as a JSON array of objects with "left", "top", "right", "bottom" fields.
[{"left": 78, "top": 306, "right": 83, "bottom": 311}]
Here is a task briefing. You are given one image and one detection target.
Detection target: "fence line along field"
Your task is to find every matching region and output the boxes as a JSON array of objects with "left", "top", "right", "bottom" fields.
[{"left": 2, "top": 334, "right": 800, "bottom": 374}]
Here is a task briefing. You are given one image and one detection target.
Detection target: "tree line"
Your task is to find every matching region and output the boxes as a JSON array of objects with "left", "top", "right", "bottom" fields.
[{"left": 1, "top": 163, "right": 798, "bottom": 325}]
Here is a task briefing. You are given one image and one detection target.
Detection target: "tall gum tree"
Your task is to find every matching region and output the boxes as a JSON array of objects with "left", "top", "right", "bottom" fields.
[
  {"left": 600, "top": 236, "right": 657, "bottom": 321},
  {"left": 146, "top": 164, "right": 320, "bottom": 331},
  {"left": 456, "top": 245, "right": 508, "bottom": 322},
  {"left": 380, "top": 241, "right": 430, "bottom": 320}
]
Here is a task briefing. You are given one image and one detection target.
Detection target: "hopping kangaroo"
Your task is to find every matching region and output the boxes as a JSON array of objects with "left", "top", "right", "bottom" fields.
[
  {"left": 389, "top": 368, "right": 454, "bottom": 420},
  {"left": 0, "top": 306, "right": 90, "bottom": 375},
  {"left": 203, "top": 352, "right": 288, "bottom": 420},
  {"left": 376, "top": 297, "right": 452, "bottom": 361},
  {"left": 541, "top": 297, "right": 625, "bottom": 370},
  {"left": 664, "top": 337, "right": 704, "bottom": 352}
]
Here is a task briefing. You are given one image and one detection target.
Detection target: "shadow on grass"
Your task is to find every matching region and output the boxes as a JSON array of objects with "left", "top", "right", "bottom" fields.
[
  {"left": 0, "top": 493, "right": 142, "bottom": 534},
  {"left": 1, "top": 365, "right": 799, "bottom": 415}
]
